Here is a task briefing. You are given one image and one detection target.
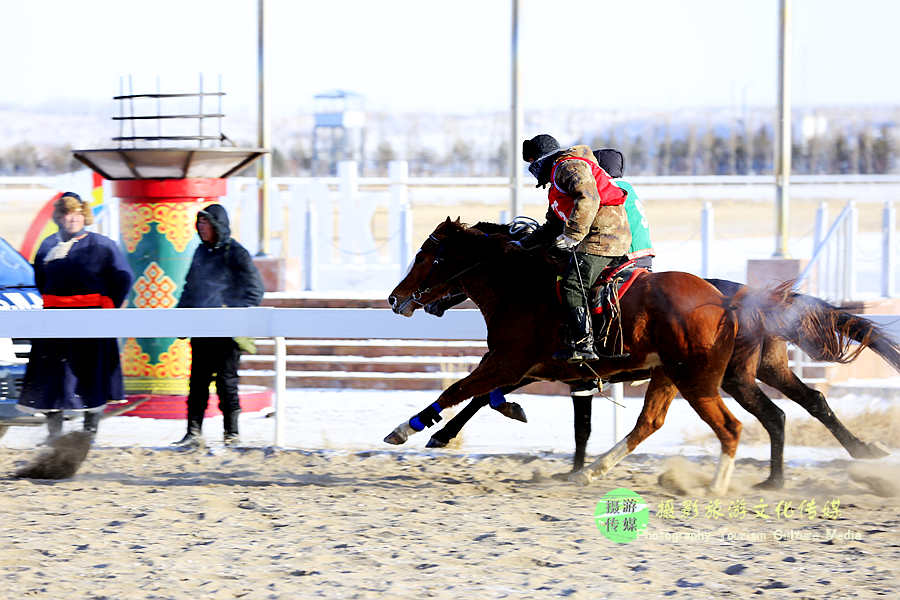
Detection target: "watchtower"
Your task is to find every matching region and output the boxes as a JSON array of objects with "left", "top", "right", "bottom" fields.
[{"left": 312, "top": 89, "right": 366, "bottom": 175}]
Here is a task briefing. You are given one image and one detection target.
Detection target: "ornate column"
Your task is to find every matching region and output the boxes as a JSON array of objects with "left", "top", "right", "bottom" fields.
[{"left": 114, "top": 178, "right": 226, "bottom": 395}]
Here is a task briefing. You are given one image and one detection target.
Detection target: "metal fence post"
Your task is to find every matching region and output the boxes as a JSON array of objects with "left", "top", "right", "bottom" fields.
[
  {"left": 389, "top": 160, "right": 411, "bottom": 267},
  {"left": 338, "top": 160, "right": 359, "bottom": 263},
  {"left": 304, "top": 196, "right": 318, "bottom": 291},
  {"left": 813, "top": 201, "right": 828, "bottom": 296},
  {"left": 844, "top": 201, "right": 858, "bottom": 302},
  {"left": 274, "top": 335, "right": 286, "bottom": 447},
  {"left": 612, "top": 382, "right": 624, "bottom": 443},
  {"left": 701, "top": 202, "right": 714, "bottom": 278},
  {"left": 883, "top": 200, "right": 896, "bottom": 297}
]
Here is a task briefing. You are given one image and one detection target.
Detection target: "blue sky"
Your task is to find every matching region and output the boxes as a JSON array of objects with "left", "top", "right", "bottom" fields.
[{"left": 2, "top": 0, "right": 899, "bottom": 115}]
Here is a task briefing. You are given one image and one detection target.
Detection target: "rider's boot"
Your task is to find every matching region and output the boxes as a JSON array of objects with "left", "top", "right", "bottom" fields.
[{"left": 553, "top": 306, "right": 600, "bottom": 363}]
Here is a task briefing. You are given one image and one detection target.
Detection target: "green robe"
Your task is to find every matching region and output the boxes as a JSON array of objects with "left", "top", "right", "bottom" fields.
[{"left": 615, "top": 180, "right": 653, "bottom": 257}]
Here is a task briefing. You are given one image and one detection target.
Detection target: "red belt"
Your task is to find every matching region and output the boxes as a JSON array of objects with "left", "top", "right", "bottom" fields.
[{"left": 42, "top": 293, "right": 115, "bottom": 309}]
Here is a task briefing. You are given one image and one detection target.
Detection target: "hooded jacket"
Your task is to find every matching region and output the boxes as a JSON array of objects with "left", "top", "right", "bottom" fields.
[
  {"left": 532, "top": 145, "right": 631, "bottom": 256},
  {"left": 176, "top": 204, "right": 264, "bottom": 309}
]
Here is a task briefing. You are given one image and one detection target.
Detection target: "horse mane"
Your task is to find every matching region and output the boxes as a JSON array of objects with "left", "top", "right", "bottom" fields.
[{"left": 441, "top": 221, "right": 558, "bottom": 293}]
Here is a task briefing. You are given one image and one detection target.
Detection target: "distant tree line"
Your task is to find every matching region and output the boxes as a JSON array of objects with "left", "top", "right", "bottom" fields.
[
  {"left": 2, "top": 126, "right": 896, "bottom": 178},
  {"left": 0, "top": 143, "right": 81, "bottom": 175}
]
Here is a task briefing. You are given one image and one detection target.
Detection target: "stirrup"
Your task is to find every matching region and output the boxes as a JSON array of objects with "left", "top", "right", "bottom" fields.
[{"left": 553, "top": 347, "right": 600, "bottom": 363}]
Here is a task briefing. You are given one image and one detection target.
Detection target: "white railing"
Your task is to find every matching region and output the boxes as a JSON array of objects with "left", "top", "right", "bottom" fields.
[
  {"left": 795, "top": 200, "right": 897, "bottom": 302},
  {"left": 3, "top": 307, "right": 898, "bottom": 448},
  {"left": 0, "top": 307, "right": 487, "bottom": 447}
]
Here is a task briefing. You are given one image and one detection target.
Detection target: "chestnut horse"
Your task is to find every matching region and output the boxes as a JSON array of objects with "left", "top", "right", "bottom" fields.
[
  {"left": 386, "top": 218, "right": 744, "bottom": 493},
  {"left": 419, "top": 225, "right": 897, "bottom": 488}
]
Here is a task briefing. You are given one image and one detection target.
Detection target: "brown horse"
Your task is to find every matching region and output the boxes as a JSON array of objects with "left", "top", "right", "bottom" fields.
[
  {"left": 423, "top": 271, "right": 896, "bottom": 489},
  {"left": 386, "top": 218, "right": 745, "bottom": 493}
]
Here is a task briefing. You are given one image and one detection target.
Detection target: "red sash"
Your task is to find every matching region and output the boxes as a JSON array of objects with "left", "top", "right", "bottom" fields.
[{"left": 42, "top": 293, "right": 115, "bottom": 309}]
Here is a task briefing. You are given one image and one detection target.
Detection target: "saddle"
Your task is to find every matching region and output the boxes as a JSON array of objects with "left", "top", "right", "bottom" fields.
[
  {"left": 590, "top": 260, "right": 647, "bottom": 315},
  {"left": 589, "top": 260, "right": 647, "bottom": 356}
]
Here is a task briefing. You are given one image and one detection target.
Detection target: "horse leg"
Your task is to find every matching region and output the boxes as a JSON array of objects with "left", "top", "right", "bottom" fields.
[
  {"left": 679, "top": 387, "right": 742, "bottom": 496},
  {"left": 426, "top": 395, "right": 489, "bottom": 448},
  {"left": 573, "top": 370, "right": 676, "bottom": 485},
  {"left": 426, "top": 381, "right": 530, "bottom": 448},
  {"left": 758, "top": 339, "right": 889, "bottom": 459},
  {"left": 721, "top": 376, "right": 786, "bottom": 489},
  {"left": 384, "top": 351, "right": 528, "bottom": 445},
  {"left": 571, "top": 390, "right": 593, "bottom": 471}
]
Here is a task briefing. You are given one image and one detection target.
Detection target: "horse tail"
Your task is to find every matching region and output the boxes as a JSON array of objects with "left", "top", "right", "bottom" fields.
[{"left": 733, "top": 281, "right": 900, "bottom": 370}]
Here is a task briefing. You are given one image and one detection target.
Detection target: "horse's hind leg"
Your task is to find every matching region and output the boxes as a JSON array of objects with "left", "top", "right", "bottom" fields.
[
  {"left": 681, "top": 388, "right": 742, "bottom": 495},
  {"left": 721, "top": 376, "right": 786, "bottom": 489},
  {"left": 573, "top": 370, "right": 676, "bottom": 485},
  {"left": 758, "top": 339, "right": 890, "bottom": 459},
  {"left": 572, "top": 391, "right": 593, "bottom": 471}
]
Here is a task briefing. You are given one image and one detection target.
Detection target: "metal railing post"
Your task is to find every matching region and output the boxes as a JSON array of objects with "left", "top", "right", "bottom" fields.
[
  {"left": 612, "top": 382, "right": 624, "bottom": 443},
  {"left": 389, "top": 160, "right": 411, "bottom": 266},
  {"left": 304, "top": 197, "right": 318, "bottom": 291},
  {"left": 274, "top": 335, "right": 287, "bottom": 447},
  {"left": 844, "top": 201, "right": 858, "bottom": 302},
  {"left": 338, "top": 160, "right": 359, "bottom": 263},
  {"left": 701, "top": 201, "right": 714, "bottom": 278},
  {"left": 883, "top": 200, "right": 896, "bottom": 297},
  {"left": 813, "top": 202, "right": 827, "bottom": 296}
]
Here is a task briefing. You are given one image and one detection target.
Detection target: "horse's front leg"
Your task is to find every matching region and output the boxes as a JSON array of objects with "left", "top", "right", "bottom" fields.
[
  {"left": 426, "top": 381, "right": 530, "bottom": 448},
  {"left": 426, "top": 395, "right": 489, "bottom": 448},
  {"left": 384, "top": 352, "right": 527, "bottom": 445}
]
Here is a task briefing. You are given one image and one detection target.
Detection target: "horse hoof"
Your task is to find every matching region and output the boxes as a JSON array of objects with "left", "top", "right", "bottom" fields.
[
  {"left": 426, "top": 436, "right": 448, "bottom": 448},
  {"left": 496, "top": 402, "right": 528, "bottom": 423},
  {"left": 752, "top": 477, "right": 784, "bottom": 490},
  {"left": 568, "top": 470, "right": 593, "bottom": 486},
  {"left": 383, "top": 430, "right": 408, "bottom": 445}
]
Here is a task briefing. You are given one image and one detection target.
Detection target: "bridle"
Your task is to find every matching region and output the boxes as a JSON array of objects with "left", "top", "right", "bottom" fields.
[{"left": 408, "top": 233, "right": 484, "bottom": 307}]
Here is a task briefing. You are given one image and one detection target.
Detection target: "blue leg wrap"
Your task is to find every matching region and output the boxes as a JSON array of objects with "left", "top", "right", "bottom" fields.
[
  {"left": 489, "top": 388, "right": 506, "bottom": 409},
  {"left": 409, "top": 402, "right": 444, "bottom": 432}
]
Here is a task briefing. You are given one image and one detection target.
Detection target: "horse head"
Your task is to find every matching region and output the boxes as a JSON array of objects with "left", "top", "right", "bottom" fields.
[{"left": 389, "top": 217, "right": 472, "bottom": 317}]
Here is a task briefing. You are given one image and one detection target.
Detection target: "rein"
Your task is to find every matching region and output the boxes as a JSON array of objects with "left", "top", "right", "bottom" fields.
[{"left": 409, "top": 234, "right": 485, "bottom": 306}]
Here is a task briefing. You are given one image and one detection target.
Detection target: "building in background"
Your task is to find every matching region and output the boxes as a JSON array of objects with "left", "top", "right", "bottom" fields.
[{"left": 312, "top": 90, "right": 366, "bottom": 175}]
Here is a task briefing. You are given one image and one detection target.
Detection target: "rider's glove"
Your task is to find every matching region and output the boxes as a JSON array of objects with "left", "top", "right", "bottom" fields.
[{"left": 554, "top": 233, "right": 579, "bottom": 251}]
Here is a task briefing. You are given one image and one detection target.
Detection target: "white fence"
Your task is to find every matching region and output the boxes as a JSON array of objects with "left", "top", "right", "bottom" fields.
[
  {"left": 2, "top": 307, "right": 898, "bottom": 448},
  {"left": 0, "top": 307, "right": 486, "bottom": 447}
]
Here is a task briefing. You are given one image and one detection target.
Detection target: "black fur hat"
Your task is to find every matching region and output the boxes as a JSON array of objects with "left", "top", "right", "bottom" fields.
[{"left": 592, "top": 148, "right": 625, "bottom": 178}]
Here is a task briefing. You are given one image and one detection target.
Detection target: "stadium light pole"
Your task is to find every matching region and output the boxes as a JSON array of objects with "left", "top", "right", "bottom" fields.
[
  {"left": 774, "top": 0, "right": 792, "bottom": 258},
  {"left": 257, "top": 0, "right": 272, "bottom": 256},
  {"left": 509, "top": 0, "right": 523, "bottom": 219}
]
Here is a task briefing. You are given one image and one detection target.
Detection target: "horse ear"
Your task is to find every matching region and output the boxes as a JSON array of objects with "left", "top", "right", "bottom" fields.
[
  {"left": 444, "top": 216, "right": 451, "bottom": 224},
  {"left": 454, "top": 216, "right": 461, "bottom": 224}
]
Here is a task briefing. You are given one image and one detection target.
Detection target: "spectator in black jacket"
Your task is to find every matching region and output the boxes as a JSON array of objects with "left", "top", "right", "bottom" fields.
[{"left": 173, "top": 203, "right": 264, "bottom": 447}]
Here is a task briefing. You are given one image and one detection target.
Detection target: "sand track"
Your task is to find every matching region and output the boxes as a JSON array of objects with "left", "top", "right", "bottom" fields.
[{"left": 1, "top": 447, "right": 897, "bottom": 599}]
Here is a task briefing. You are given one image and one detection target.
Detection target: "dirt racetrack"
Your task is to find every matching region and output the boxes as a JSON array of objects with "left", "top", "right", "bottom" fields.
[{"left": 1, "top": 446, "right": 897, "bottom": 599}]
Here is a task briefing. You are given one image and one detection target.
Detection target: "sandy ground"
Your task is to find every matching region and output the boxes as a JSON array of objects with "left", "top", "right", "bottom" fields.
[{"left": 1, "top": 441, "right": 898, "bottom": 599}]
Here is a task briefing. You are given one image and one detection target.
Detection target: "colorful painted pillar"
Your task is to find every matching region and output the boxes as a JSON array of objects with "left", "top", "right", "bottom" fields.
[{"left": 113, "top": 179, "right": 226, "bottom": 395}]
